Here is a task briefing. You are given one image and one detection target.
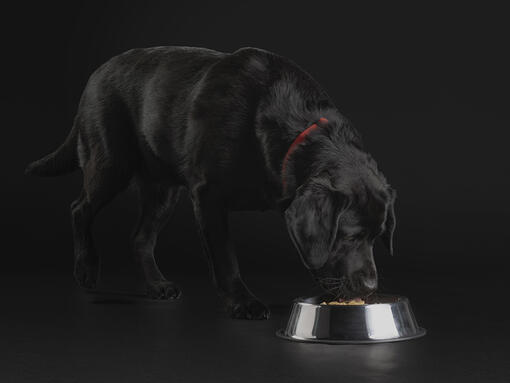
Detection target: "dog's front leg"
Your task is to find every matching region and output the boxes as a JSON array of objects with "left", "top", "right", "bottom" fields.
[{"left": 191, "top": 186, "right": 270, "bottom": 319}]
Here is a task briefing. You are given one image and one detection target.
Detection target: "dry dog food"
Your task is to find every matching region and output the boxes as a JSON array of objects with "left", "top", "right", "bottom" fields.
[{"left": 320, "top": 298, "right": 365, "bottom": 306}]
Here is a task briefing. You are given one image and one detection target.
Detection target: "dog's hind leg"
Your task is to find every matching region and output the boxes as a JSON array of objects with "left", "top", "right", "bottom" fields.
[
  {"left": 71, "top": 165, "right": 132, "bottom": 289},
  {"left": 132, "top": 180, "right": 182, "bottom": 299}
]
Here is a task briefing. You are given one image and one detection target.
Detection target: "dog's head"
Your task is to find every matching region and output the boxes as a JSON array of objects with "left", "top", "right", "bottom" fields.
[{"left": 284, "top": 161, "right": 395, "bottom": 299}]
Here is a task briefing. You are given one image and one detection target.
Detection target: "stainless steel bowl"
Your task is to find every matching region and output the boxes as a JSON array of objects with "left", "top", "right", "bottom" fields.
[{"left": 277, "top": 294, "right": 426, "bottom": 344}]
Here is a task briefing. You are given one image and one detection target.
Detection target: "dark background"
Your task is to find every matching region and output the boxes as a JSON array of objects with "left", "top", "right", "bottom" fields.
[{"left": 2, "top": 1, "right": 509, "bottom": 382}]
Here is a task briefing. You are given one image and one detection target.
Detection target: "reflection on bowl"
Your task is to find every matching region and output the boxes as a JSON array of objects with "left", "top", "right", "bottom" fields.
[{"left": 277, "top": 294, "right": 426, "bottom": 344}]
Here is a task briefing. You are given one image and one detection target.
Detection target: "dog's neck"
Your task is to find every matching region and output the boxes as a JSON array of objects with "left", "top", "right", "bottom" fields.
[
  {"left": 263, "top": 114, "right": 363, "bottom": 208},
  {"left": 281, "top": 117, "right": 329, "bottom": 193}
]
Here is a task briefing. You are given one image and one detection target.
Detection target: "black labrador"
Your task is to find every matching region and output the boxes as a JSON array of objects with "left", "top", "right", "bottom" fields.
[{"left": 26, "top": 47, "right": 395, "bottom": 320}]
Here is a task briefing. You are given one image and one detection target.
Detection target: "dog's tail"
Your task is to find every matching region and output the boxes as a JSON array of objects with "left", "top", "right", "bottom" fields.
[{"left": 25, "top": 125, "right": 79, "bottom": 177}]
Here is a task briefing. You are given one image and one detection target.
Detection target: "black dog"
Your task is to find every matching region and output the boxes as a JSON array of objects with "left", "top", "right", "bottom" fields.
[{"left": 26, "top": 46, "right": 395, "bottom": 319}]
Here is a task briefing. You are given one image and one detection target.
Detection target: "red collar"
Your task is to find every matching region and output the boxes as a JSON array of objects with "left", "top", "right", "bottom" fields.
[{"left": 281, "top": 117, "right": 328, "bottom": 192}]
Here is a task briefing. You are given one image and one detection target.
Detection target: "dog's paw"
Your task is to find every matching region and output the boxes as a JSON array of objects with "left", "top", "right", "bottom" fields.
[
  {"left": 227, "top": 297, "right": 271, "bottom": 320},
  {"left": 74, "top": 258, "right": 99, "bottom": 289},
  {"left": 146, "top": 280, "right": 181, "bottom": 300}
]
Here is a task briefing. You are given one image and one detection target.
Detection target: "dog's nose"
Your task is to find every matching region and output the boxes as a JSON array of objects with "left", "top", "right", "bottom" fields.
[
  {"left": 361, "top": 276, "right": 378, "bottom": 292},
  {"left": 353, "top": 270, "right": 378, "bottom": 295}
]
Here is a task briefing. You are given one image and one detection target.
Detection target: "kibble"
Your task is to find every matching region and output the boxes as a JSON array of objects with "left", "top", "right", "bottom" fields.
[{"left": 320, "top": 298, "right": 365, "bottom": 305}]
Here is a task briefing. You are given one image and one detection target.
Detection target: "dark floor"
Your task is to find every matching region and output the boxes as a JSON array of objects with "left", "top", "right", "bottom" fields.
[{"left": 1, "top": 265, "right": 508, "bottom": 383}]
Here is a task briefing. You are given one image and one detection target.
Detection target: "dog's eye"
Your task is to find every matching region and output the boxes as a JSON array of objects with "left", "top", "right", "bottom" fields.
[
  {"left": 354, "top": 230, "right": 367, "bottom": 240},
  {"left": 342, "top": 228, "right": 366, "bottom": 241}
]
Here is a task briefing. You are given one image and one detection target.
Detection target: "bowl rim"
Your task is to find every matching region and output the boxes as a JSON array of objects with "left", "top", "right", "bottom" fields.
[{"left": 293, "top": 293, "right": 410, "bottom": 307}]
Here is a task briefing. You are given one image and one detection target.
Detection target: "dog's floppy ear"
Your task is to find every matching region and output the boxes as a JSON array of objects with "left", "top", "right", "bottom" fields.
[
  {"left": 284, "top": 181, "right": 349, "bottom": 269},
  {"left": 381, "top": 188, "right": 396, "bottom": 256}
]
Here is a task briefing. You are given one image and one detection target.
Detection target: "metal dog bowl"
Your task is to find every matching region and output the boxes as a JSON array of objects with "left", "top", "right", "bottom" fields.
[{"left": 277, "top": 294, "right": 426, "bottom": 344}]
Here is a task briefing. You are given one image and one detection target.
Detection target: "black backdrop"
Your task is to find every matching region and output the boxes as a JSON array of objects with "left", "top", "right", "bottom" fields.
[{"left": 4, "top": 1, "right": 509, "bottom": 283}]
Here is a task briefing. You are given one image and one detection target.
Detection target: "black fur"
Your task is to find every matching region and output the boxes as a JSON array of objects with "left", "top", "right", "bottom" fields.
[{"left": 26, "top": 46, "right": 395, "bottom": 319}]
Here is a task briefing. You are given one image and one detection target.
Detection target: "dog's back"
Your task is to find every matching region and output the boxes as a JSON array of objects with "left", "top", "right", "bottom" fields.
[{"left": 25, "top": 46, "right": 225, "bottom": 178}]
